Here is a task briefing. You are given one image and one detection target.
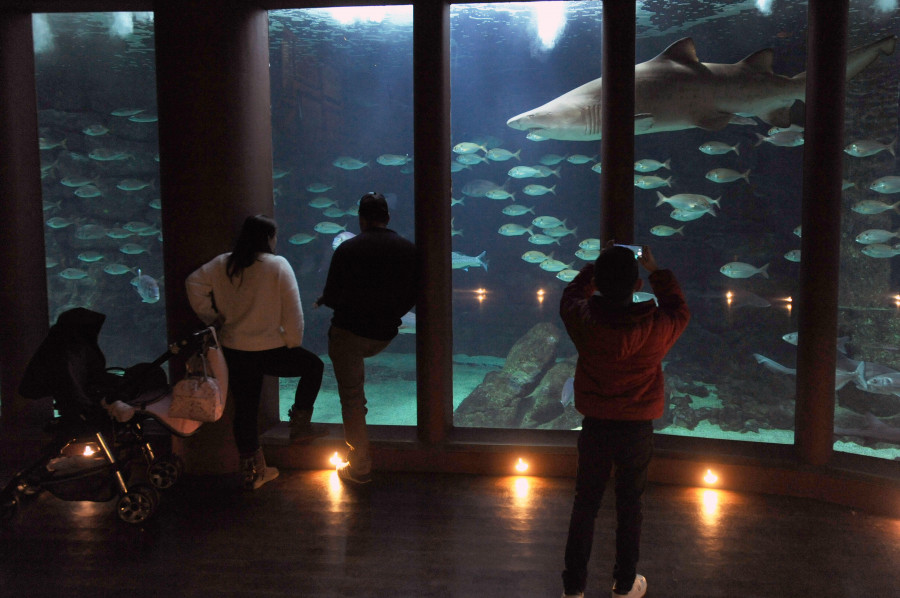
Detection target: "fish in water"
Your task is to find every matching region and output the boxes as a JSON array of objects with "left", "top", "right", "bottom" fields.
[
  {"left": 132, "top": 269, "right": 160, "bottom": 303},
  {"left": 332, "top": 157, "right": 369, "bottom": 170},
  {"left": 656, "top": 191, "right": 720, "bottom": 212},
  {"left": 861, "top": 243, "right": 900, "bottom": 258},
  {"left": 869, "top": 176, "right": 900, "bottom": 195},
  {"left": 507, "top": 36, "right": 896, "bottom": 140},
  {"left": 754, "top": 130, "right": 804, "bottom": 147},
  {"left": 332, "top": 231, "right": 356, "bottom": 250},
  {"left": 650, "top": 225, "right": 684, "bottom": 237},
  {"left": 451, "top": 250, "right": 488, "bottom": 271},
  {"left": 844, "top": 138, "right": 896, "bottom": 158},
  {"left": 720, "top": 262, "right": 769, "bottom": 278},
  {"left": 705, "top": 168, "right": 750, "bottom": 184},
  {"left": 560, "top": 377, "right": 574, "bottom": 406},
  {"left": 699, "top": 141, "right": 739, "bottom": 155},
  {"left": 522, "top": 250, "right": 550, "bottom": 264},
  {"left": 634, "top": 158, "right": 671, "bottom": 172},
  {"left": 851, "top": 200, "right": 900, "bottom": 215},
  {"left": 855, "top": 229, "right": 899, "bottom": 245},
  {"left": 313, "top": 222, "right": 346, "bottom": 234},
  {"left": 288, "top": 232, "right": 318, "bottom": 245}
]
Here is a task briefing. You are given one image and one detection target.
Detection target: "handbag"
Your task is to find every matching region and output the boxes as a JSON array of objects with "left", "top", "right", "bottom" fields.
[{"left": 169, "top": 349, "right": 225, "bottom": 422}]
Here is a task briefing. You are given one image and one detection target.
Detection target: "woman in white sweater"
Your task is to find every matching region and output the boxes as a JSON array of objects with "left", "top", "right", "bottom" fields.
[{"left": 186, "top": 215, "right": 324, "bottom": 490}]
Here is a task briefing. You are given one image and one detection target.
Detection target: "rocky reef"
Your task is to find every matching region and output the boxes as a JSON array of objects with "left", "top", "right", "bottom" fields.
[{"left": 455, "top": 322, "right": 579, "bottom": 428}]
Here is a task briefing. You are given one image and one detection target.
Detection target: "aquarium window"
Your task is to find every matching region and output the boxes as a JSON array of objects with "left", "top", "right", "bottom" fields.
[
  {"left": 267, "top": 7, "right": 416, "bottom": 426},
  {"left": 834, "top": 9, "right": 900, "bottom": 461},
  {"left": 447, "top": 1, "right": 815, "bottom": 445},
  {"left": 34, "top": 12, "right": 165, "bottom": 367}
]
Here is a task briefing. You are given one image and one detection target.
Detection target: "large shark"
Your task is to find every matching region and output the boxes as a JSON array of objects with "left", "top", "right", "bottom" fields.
[{"left": 506, "top": 36, "right": 897, "bottom": 141}]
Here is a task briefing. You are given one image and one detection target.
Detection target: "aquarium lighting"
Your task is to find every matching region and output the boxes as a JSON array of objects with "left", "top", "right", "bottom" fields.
[
  {"left": 515, "top": 457, "right": 529, "bottom": 473},
  {"left": 83, "top": 443, "right": 98, "bottom": 457},
  {"left": 893, "top": 294, "right": 900, "bottom": 307},
  {"left": 531, "top": 1, "right": 567, "bottom": 51},
  {"left": 725, "top": 291, "right": 733, "bottom": 306},
  {"left": 704, "top": 469, "right": 719, "bottom": 485},
  {"left": 329, "top": 452, "right": 345, "bottom": 467}
]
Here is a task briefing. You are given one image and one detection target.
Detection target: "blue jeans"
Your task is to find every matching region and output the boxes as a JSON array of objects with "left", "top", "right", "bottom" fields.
[
  {"left": 562, "top": 418, "right": 654, "bottom": 595},
  {"left": 224, "top": 345, "right": 324, "bottom": 456}
]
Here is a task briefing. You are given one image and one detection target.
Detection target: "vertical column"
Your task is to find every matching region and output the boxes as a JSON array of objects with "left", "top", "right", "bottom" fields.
[
  {"left": 0, "top": 12, "right": 52, "bottom": 428},
  {"left": 413, "top": 1, "right": 453, "bottom": 444},
  {"left": 154, "top": 0, "right": 274, "bottom": 474},
  {"left": 796, "top": 0, "right": 848, "bottom": 466},
  {"left": 600, "top": 0, "right": 636, "bottom": 243}
]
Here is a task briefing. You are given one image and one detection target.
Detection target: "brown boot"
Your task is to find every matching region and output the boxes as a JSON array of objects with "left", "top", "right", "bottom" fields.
[{"left": 287, "top": 407, "right": 329, "bottom": 443}]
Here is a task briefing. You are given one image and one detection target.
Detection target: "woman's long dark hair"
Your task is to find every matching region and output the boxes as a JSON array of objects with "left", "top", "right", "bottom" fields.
[{"left": 226, "top": 214, "right": 277, "bottom": 282}]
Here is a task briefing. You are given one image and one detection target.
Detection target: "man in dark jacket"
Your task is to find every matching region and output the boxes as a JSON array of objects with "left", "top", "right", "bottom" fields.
[
  {"left": 314, "top": 192, "right": 416, "bottom": 484},
  {"left": 558, "top": 243, "right": 689, "bottom": 598}
]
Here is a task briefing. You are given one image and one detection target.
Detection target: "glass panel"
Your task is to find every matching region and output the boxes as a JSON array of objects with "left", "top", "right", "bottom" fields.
[
  {"left": 34, "top": 12, "right": 165, "bottom": 368},
  {"left": 450, "top": 1, "right": 813, "bottom": 444},
  {"left": 835, "top": 3, "right": 900, "bottom": 460},
  {"left": 268, "top": 7, "right": 415, "bottom": 425}
]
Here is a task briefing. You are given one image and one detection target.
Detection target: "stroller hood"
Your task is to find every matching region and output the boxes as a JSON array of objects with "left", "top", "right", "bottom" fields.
[{"left": 19, "top": 308, "right": 107, "bottom": 401}]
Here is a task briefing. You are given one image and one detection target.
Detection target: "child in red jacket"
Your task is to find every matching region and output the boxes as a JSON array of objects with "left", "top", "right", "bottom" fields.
[{"left": 559, "top": 243, "right": 690, "bottom": 598}]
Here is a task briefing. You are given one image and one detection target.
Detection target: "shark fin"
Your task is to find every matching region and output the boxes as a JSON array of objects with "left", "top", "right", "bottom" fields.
[
  {"left": 655, "top": 37, "right": 700, "bottom": 65},
  {"left": 694, "top": 112, "right": 733, "bottom": 131},
  {"left": 739, "top": 48, "right": 775, "bottom": 73},
  {"left": 758, "top": 107, "right": 793, "bottom": 128}
]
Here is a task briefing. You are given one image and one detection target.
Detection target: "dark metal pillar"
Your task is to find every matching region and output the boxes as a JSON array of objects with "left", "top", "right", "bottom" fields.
[
  {"left": 600, "top": 0, "right": 636, "bottom": 244},
  {"left": 0, "top": 12, "right": 51, "bottom": 428},
  {"left": 154, "top": 0, "right": 274, "bottom": 473},
  {"left": 796, "top": 0, "right": 849, "bottom": 466},
  {"left": 414, "top": 0, "right": 453, "bottom": 444}
]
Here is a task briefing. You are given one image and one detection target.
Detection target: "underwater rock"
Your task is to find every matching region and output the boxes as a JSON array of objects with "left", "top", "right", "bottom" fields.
[
  {"left": 521, "top": 359, "right": 576, "bottom": 428},
  {"left": 454, "top": 322, "right": 562, "bottom": 428}
]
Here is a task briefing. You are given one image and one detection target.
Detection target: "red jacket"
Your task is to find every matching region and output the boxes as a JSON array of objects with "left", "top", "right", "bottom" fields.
[{"left": 559, "top": 264, "right": 690, "bottom": 421}]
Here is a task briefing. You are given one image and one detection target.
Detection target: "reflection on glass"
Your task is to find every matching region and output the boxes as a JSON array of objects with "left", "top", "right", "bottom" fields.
[
  {"left": 268, "top": 7, "right": 415, "bottom": 425},
  {"left": 34, "top": 12, "right": 165, "bottom": 367}
]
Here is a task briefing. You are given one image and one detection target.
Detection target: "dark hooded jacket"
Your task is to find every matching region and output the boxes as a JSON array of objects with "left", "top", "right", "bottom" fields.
[
  {"left": 559, "top": 264, "right": 690, "bottom": 421},
  {"left": 19, "top": 308, "right": 111, "bottom": 418}
]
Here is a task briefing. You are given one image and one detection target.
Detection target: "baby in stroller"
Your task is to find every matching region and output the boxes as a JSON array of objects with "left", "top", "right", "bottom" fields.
[{"left": 0, "top": 308, "right": 226, "bottom": 525}]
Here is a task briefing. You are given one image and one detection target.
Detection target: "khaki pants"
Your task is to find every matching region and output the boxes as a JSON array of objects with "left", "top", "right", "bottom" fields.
[{"left": 328, "top": 325, "right": 391, "bottom": 475}]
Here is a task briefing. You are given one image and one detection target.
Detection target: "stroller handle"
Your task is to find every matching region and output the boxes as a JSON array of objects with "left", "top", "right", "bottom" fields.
[{"left": 168, "top": 327, "right": 217, "bottom": 355}]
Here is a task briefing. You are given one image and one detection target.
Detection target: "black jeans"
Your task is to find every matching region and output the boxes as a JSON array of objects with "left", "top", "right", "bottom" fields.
[
  {"left": 562, "top": 417, "right": 654, "bottom": 595},
  {"left": 223, "top": 346, "right": 324, "bottom": 456}
]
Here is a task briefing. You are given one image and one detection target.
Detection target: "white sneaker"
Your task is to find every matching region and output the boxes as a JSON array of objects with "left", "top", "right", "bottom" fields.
[
  {"left": 252, "top": 466, "right": 279, "bottom": 490},
  {"left": 612, "top": 574, "right": 647, "bottom": 598}
]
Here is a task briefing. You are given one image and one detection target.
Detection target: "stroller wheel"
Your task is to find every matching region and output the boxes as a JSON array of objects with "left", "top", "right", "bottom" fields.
[
  {"left": 148, "top": 455, "right": 183, "bottom": 490},
  {"left": 1, "top": 491, "right": 18, "bottom": 523},
  {"left": 116, "top": 482, "right": 159, "bottom": 524}
]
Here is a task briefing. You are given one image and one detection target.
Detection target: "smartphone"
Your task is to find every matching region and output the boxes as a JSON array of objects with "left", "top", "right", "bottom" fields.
[{"left": 614, "top": 244, "right": 643, "bottom": 258}]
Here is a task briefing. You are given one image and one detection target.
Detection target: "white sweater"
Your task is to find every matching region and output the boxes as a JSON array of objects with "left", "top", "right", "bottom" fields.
[{"left": 186, "top": 253, "right": 304, "bottom": 351}]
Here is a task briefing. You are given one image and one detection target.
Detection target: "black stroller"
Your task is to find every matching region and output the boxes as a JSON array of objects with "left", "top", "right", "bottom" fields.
[{"left": 0, "top": 308, "right": 225, "bottom": 525}]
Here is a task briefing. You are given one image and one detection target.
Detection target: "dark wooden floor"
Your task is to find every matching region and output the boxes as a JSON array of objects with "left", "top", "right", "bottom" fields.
[{"left": 2, "top": 464, "right": 899, "bottom": 598}]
